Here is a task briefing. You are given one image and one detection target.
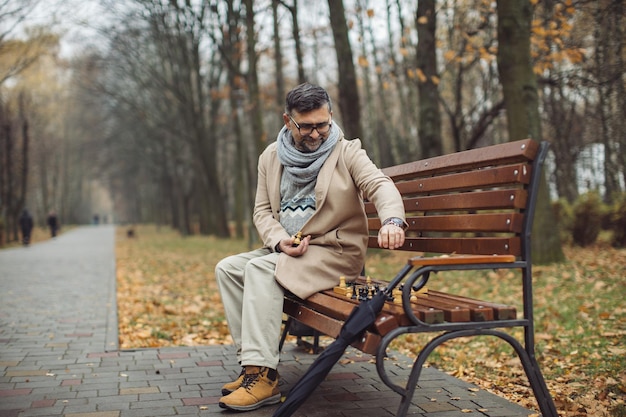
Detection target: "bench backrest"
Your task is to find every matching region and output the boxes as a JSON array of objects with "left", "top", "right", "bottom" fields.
[{"left": 364, "top": 139, "right": 548, "bottom": 260}]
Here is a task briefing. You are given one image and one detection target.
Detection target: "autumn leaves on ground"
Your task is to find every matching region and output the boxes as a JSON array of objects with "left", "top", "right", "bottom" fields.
[{"left": 115, "top": 225, "right": 625, "bottom": 417}]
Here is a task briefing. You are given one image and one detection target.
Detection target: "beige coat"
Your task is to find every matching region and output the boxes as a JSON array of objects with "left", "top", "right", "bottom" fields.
[{"left": 253, "top": 135, "right": 405, "bottom": 300}]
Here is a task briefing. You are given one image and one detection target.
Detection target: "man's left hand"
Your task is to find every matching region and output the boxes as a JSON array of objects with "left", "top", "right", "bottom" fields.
[{"left": 377, "top": 224, "right": 405, "bottom": 249}]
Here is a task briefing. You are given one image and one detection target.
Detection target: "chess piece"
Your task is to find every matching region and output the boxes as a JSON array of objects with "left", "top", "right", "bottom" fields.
[
  {"left": 392, "top": 288, "right": 403, "bottom": 305},
  {"left": 292, "top": 231, "right": 302, "bottom": 247},
  {"left": 359, "top": 286, "right": 370, "bottom": 302},
  {"left": 345, "top": 286, "right": 353, "bottom": 299},
  {"left": 333, "top": 276, "right": 350, "bottom": 296}
]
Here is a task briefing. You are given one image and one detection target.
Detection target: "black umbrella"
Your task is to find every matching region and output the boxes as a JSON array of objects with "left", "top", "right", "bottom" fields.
[{"left": 273, "top": 265, "right": 413, "bottom": 417}]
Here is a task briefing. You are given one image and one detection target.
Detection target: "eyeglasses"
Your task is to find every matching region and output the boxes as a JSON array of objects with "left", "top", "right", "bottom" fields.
[{"left": 288, "top": 115, "right": 332, "bottom": 136}]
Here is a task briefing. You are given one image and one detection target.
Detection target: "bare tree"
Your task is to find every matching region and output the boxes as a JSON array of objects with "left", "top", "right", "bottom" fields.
[
  {"left": 416, "top": 0, "right": 442, "bottom": 158},
  {"left": 328, "top": 0, "right": 362, "bottom": 139},
  {"left": 591, "top": 0, "right": 624, "bottom": 202},
  {"left": 272, "top": 0, "right": 286, "bottom": 111},
  {"left": 280, "top": 0, "right": 306, "bottom": 84},
  {"left": 496, "top": 0, "right": 564, "bottom": 263}
]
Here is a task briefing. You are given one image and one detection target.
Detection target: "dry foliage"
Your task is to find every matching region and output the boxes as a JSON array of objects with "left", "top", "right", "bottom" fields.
[{"left": 116, "top": 225, "right": 625, "bottom": 417}]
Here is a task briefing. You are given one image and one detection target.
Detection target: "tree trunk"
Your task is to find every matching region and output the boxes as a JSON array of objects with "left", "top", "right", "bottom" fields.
[
  {"left": 355, "top": 0, "right": 379, "bottom": 163},
  {"left": 328, "top": 0, "right": 362, "bottom": 139},
  {"left": 19, "top": 96, "right": 29, "bottom": 222},
  {"left": 416, "top": 0, "right": 442, "bottom": 158},
  {"left": 272, "top": 0, "right": 286, "bottom": 113},
  {"left": 244, "top": 0, "right": 265, "bottom": 156},
  {"left": 496, "top": 0, "right": 540, "bottom": 141},
  {"left": 593, "top": 0, "right": 623, "bottom": 202},
  {"left": 4, "top": 124, "right": 16, "bottom": 242},
  {"left": 284, "top": 0, "right": 306, "bottom": 84},
  {"left": 391, "top": 0, "right": 417, "bottom": 160},
  {"left": 496, "top": 0, "right": 564, "bottom": 264}
]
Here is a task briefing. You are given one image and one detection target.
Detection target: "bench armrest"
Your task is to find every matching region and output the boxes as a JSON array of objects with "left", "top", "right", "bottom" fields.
[{"left": 409, "top": 254, "right": 515, "bottom": 266}]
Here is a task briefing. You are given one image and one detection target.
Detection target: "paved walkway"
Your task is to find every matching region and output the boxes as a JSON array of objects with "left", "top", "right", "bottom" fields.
[{"left": 0, "top": 226, "right": 536, "bottom": 417}]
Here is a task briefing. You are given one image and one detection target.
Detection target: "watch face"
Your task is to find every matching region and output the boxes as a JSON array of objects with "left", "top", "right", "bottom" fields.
[
  {"left": 390, "top": 219, "right": 405, "bottom": 229},
  {"left": 386, "top": 218, "right": 403, "bottom": 228}
]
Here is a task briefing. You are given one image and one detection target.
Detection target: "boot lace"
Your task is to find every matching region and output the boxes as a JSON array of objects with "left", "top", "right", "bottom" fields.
[{"left": 241, "top": 369, "right": 262, "bottom": 389}]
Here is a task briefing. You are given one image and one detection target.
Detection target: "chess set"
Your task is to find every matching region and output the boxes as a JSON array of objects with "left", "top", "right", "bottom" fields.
[{"left": 333, "top": 275, "right": 427, "bottom": 304}]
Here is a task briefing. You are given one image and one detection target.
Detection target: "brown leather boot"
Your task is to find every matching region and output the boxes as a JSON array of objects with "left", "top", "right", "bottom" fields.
[
  {"left": 221, "top": 367, "right": 245, "bottom": 395},
  {"left": 218, "top": 366, "right": 281, "bottom": 411}
]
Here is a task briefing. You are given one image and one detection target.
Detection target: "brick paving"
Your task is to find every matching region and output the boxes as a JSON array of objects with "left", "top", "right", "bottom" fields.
[{"left": 0, "top": 226, "right": 536, "bottom": 416}]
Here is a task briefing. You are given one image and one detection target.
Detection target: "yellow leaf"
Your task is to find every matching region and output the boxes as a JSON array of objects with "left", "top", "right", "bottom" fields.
[
  {"left": 416, "top": 68, "right": 427, "bottom": 83},
  {"left": 417, "top": 16, "right": 428, "bottom": 25}
]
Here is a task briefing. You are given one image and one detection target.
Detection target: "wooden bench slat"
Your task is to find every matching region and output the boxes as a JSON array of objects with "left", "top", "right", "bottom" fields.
[
  {"left": 368, "top": 236, "right": 521, "bottom": 256},
  {"left": 382, "top": 139, "right": 538, "bottom": 180},
  {"left": 297, "top": 292, "right": 402, "bottom": 335},
  {"left": 408, "top": 254, "right": 516, "bottom": 266},
  {"left": 367, "top": 189, "right": 530, "bottom": 217},
  {"left": 300, "top": 289, "right": 444, "bottom": 329},
  {"left": 283, "top": 298, "right": 343, "bottom": 338},
  {"left": 421, "top": 293, "right": 494, "bottom": 321},
  {"left": 392, "top": 163, "right": 532, "bottom": 195},
  {"left": 283, "top": 296, "right": 382, "bottom": 354},
  {"left": 412, "top": 295, "right": 472, "bottom": 322},
  {"left": 348, "top": 277, "right": 515, "bottom": 323},
  {"left": 428, "top": 291, "right": 517, "bottom": 321},
  {"left": 403, "top": 189, "right": 528, "bottom": 213},
  {"left": 350, "top": 277, "right": 445, "bottom": 326},
  {"left": 368, "top": 213, "right": 525, "bottom": 233}
]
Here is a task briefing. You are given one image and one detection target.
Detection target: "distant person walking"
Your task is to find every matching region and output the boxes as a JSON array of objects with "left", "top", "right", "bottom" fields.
[
  {"left": 47, "top": 211, "right": 59, "bottom": 238},
  {"left": 19, "top": 209, "right": 34, "bottom": 245}
]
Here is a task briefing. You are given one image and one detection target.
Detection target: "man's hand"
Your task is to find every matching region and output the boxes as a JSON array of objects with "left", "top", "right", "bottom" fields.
[
  {"left": 377, "top": 223, "right": 405, "bottom": 249},
  {"left": 277, "top": 234, "right": 311, "bottom": 257}
]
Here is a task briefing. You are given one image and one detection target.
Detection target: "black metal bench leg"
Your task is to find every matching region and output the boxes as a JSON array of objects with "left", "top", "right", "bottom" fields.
[
  {"left": 525, "top": 356, "right": 558, "bottom": 417},
  {"left": 377, "top": 328, "right": 558, "bottom": 417}
]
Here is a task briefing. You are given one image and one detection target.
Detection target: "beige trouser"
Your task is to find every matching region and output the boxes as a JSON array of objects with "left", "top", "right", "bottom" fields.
[{"left": 215, "top": 248, "right": 284, "bottom": 369}]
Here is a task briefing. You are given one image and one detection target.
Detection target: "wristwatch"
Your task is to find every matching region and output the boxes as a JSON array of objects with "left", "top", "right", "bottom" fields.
[{"left": 383, "top": 217, "right": 407, "bottom": 230}]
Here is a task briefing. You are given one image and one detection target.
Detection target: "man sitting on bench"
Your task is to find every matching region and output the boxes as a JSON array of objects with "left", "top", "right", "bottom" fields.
[{"left": 215, "top": 82, "right": 407, "bottom": 412}]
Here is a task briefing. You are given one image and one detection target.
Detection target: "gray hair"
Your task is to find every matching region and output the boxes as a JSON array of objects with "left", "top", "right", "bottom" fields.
[{"left": 285, "top": 83, "right": 332, "bottom": 115}]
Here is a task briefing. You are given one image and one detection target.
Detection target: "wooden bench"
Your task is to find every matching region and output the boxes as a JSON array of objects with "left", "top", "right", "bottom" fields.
[{"left": 280, "top": 138, "right": 558, "bottom": 417}]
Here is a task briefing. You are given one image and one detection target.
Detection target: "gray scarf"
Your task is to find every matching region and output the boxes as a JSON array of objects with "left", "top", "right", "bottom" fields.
[{"left": 276, "top": 123, "right": 340, "bottom": 186}]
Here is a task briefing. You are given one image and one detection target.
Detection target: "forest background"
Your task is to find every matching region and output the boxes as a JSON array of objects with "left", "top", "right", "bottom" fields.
[{"left": 1, "top": 0, "right": 624, "bottom": 255}]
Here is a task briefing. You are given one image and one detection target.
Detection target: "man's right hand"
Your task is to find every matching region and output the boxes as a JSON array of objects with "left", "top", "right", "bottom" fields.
[{"left": 276, "top": 234, "right": 311, "bottom": 257}]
